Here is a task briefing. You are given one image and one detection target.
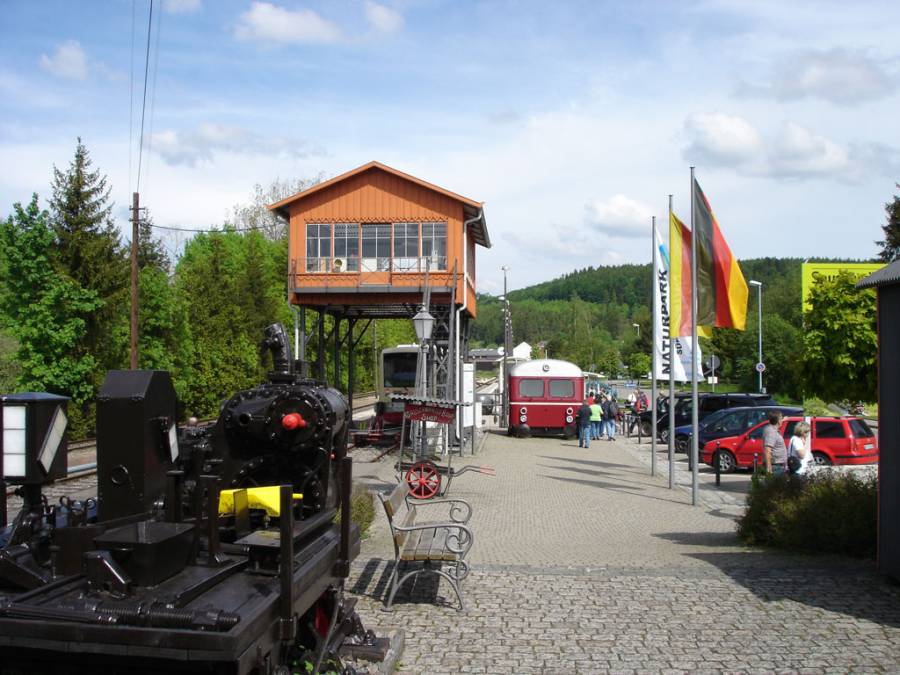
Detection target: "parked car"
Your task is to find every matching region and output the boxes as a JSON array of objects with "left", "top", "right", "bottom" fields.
[
  {"left": 476, "top": 391, "right": 496, "bottom": 415},
  {"left": 671, "top": 405, "right": 803, "bottom": 453},
  {"left": 700, "top": 416, "right": 878, "bottom": 473},
  {"left": 640, "top": 392, "right": 778, "bottom": 439}
]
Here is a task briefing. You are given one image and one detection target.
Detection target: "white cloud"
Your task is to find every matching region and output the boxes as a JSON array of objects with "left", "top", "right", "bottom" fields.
[
  {"left": 745, "top": 48, "right": 896, "bottom": 105},
  {"left": 503, "top": 223, "right": 626, "bottom": 263},
  {"left": 151, "top": 123, "right": 324, "bottom": 167},
  {"left": 235, "top": 2, "right": 341, "bottom": 44},
  {"left": 768, "top": 121, "right": 851, "bottom": 178},
  {"left": 682, "top": 112, "right": 763, "bottom": 167},
  {"left": 163, "top": 0, "right": 202, "bottom": 13},
  {"left": 364, "top": 1, "right": 403, "bottom": 34},
  {"left": 39, "top": 40, "right": 88, "bottom": 80},
  {"left": 584, "top": 194, "right": 654, "bottom": 239}
]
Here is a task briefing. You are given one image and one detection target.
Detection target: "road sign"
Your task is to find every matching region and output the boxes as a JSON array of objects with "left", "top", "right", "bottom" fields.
[
  {"left": 703, "top": 355, "right": 720, "bottom": 372},
  {"left": 707, "top": 376, "right": 718, "bottom": 385},
  {"left": 756, "top": 362, "right": 766, "bottom": 373}
]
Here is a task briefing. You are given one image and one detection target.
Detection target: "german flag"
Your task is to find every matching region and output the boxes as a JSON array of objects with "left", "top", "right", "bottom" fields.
[
  {"left": 668, "top": 212, "right": 693, "bottom": 339},
  {"left": 692, "top": 178, "right": 748, "bottom": 330}
]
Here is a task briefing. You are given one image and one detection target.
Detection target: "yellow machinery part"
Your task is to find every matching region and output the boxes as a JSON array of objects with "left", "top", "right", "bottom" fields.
[{"left": 218, "top": 486, "right": 303, "bottom": 517}]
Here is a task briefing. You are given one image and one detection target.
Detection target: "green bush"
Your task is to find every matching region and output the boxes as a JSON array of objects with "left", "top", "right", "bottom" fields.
[
  {"left": 737, "top": 470, "right": 876, "bottom": 557},
  {"left": 336, "top": 486, "right": 376, "bottom": 538}
]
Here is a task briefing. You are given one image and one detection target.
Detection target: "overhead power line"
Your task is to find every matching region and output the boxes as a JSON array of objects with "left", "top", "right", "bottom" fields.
[{"left": 136, "top": 0, "right": 154, "bottom": 193}]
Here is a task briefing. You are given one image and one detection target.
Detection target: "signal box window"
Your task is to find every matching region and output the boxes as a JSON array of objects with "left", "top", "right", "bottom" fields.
[
  {"left": 362, "top": 224, "right": 391, "bottom": 272},
  {"left": 392, "top": 223, "right": 419, "bottom": 272},
  {"left": 815, "top": 420, "right": 846, "bottom": 438},
  {"left": 422, "top": 222, "right": 447, "bottom": 271},
  {"left": 519, "top": 379, "right": 544, "bottom": 397},
  {"left": 306, "top": 223, "right": 331, "bottom": 272},
  {"left": 333, "top": 223, "right": 359, "bottom": 271},
  {"left": 548, "top": 379, "right": 574, "bottom": 398}
]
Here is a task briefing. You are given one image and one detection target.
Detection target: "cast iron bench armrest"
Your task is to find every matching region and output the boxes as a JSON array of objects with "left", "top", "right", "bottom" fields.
[{"left": 405, "top": 496, "right": 473, "bottom": 524}]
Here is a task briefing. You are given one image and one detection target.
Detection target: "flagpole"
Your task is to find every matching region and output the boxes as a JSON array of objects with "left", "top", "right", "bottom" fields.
[
  {"left": 650, "top": 215, "right": 658, "bottom": 478},
  {"left": 690, "top": 166, "right": 699, "bottom": 506},
  {"left": 667, "top": 195, "right": 675, "bottom": 490}
]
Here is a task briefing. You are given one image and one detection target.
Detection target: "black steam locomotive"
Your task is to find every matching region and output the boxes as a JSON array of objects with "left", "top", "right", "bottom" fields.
[{"left": 0, "top": 324, "right": 385, "bottom": 674}]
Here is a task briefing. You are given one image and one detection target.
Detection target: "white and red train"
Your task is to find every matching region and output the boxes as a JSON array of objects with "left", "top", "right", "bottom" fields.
[{"left": 507, "top": 359, "right": 584, "bottom": 439}]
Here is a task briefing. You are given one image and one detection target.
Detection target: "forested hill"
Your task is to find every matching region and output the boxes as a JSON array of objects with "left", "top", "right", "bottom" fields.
[{"left": 508, "top": 258, "right": 804, "bottom": 316}]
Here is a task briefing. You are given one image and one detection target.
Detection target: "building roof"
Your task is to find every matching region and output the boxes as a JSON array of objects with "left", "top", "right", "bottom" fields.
[
  {"left": 268, "top": 160, "right": 491, "bottom": 248},
  {"left": 857, "top": 259, "right": 900, "bottom": 289}
]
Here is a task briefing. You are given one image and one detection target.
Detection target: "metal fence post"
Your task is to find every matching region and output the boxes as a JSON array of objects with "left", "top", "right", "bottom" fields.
[{"left": 714, "top": 450, "right": 721, "bottom": 486}]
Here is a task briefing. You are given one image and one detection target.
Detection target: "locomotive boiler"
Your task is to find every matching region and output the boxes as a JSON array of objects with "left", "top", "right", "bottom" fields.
[{"left": 0, "top": 324, "right": 387, "bottom": 674}]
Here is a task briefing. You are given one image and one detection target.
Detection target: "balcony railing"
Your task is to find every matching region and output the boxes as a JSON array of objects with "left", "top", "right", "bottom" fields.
[{"left": 303, "top": 256, "right": 447, "bottom": 274}]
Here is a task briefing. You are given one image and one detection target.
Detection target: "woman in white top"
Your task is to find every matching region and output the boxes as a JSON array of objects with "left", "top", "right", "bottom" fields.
[{"left": 788, "top": 421, "right": 813, "bottom": 475}]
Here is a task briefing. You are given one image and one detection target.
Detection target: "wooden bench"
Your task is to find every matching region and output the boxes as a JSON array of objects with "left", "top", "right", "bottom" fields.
[{"left": 378, "top": 483, "right": 474, "bottom": 611}]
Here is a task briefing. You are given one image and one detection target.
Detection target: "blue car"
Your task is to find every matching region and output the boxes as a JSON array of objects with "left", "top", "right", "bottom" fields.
[{"left": 669, "top": 405, "right": 803, "bottom": 453}]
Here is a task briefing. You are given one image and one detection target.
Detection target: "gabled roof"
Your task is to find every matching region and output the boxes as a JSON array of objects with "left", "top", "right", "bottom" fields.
[
  {"left": 268, "top": 160, "right": 491, "bottom": 247},
  {"left": 857, "top": 259, "right": 900, "bottom": 289}
]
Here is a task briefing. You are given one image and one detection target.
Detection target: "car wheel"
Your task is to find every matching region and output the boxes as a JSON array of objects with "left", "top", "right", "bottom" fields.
[
  {"left": 659, "top": 429, "right": 669, "bottom": 444},
  {"left": 813, "top": 451, "right": 832, "bottom": 466},
  {"left": 714, "top": 449, "right": 737, "bottom": 474},
  {"left": 640, "top": 420, "right": 653, "bottom": 436},
  {"left": 675, "top": 435, "right": 689, "bottom": 453}
]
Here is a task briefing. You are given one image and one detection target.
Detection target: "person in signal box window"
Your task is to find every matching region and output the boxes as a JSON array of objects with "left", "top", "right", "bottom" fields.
[{"left": 763, "top": 410, "right": 788, "bottom": 475}]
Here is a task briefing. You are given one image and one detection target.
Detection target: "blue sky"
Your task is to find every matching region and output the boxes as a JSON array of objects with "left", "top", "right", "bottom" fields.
[{"left": 2, "top": 0, "right": 899, "bottom": 293}]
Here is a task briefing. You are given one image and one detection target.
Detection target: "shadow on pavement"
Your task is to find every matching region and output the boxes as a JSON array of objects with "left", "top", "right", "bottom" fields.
[
  {"left": 655, "top": 533, "right": 900, "bottom": 628},
  {"left": 539, "top": 455, "right": 635, "bottom": 471},
  {"left": 539, "top": 463, "right": 670, "bottom": 494},
  {"left": 349, "top": 557, "right": 457, "bottom": 609},
  {"left": 543, "top": 474, "right": 688, "bottom": 507}
]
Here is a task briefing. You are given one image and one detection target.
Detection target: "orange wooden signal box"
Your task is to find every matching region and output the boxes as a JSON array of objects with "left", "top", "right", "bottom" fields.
[{"left": 270, "top": 161, "right": 490, "bottom": 319}]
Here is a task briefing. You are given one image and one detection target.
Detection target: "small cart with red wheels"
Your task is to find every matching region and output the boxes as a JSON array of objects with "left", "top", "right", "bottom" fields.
[{"left": 392, "top": 394, "right": 495, "bottom": 499}]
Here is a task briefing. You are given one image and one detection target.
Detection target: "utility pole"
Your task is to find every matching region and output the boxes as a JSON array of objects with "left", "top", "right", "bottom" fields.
[
  {"left": 500, "top": 266, "right": 510, "bottom": 429},
  {"left": 130, "top": 192, "right": 140, "bottom": 369}
]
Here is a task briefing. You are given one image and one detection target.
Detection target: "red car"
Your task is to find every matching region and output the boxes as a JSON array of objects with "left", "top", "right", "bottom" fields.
[{"left": 701, "top": 416, "right": 878, "bottom": 473}]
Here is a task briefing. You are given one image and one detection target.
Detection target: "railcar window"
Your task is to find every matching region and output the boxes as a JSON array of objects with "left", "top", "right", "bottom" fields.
[
  {"left": 422, "top": 222, "right": 447, "bottom": 270},
  {"left": 383, "top": 353, "right": 418, "bottom": 388},
  {"left": 333, "top": 223, "right": 359, "bottom": 271},
  {"left": 548, "top": 379, "right": 574, "bottom": 398},
  {"left": 392, "top": 222, "right": 420, "bottom": 272},
  {"left": 519, "top": 379, "right": 544, "bottom": 397},
  {"left": 306, "top": 223, "right": 331, "bottom": 272}
]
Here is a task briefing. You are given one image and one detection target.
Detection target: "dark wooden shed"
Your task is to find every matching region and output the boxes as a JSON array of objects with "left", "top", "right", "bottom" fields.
[{"left": 858, "top": 260, "right": 900, "bottom": 581}]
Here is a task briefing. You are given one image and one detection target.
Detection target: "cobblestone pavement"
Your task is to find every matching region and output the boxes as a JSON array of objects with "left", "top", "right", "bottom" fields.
[{"left": 348, "top": 430, "right": 900, "bottom": 673}]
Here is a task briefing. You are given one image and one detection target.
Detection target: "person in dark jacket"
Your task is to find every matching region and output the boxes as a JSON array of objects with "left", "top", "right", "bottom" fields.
[{"left": 576, "top": 398, "right": 593, "bottom": 448}]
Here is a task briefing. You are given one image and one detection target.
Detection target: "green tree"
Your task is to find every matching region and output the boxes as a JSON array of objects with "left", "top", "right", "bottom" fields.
[
  {"left": 803, "top": 271, "right": 877, "bottom": 402},
  {"left": 876, "top": 185, "right": 900, "bottom": 262},
  {"left": 0, "top": 196, "right": 101, "bottom": 434},
  {"left": 49, "top": 139, "right": 128, "bottom": 379},
  {"left": 628, "top": 352, "right": 651, "bottom": 380}
]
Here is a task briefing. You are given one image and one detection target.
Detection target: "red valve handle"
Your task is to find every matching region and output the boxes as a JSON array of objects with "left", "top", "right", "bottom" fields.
[{"left": 281, "top": 412, "right": 306, "bottom": 430}]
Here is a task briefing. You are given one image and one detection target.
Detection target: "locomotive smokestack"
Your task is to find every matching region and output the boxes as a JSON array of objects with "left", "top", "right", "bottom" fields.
[{"left": 261, "top": 323, "right": 293, "bottom": 377}]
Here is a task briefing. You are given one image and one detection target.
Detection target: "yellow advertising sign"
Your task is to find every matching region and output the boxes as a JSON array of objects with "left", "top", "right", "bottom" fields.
[{"left": 801, "top": 262, "right": 886, "bottom": 312}]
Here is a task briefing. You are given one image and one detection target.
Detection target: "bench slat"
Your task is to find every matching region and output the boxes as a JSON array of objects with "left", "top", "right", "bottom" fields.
[
  {"left": 382, "top": 483, "right": 407, "bottom": 519},
  {"left": 400, "top": 528, "right": 424, "bottom": 560}
]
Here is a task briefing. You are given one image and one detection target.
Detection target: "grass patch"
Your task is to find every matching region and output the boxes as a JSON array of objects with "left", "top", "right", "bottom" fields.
[{"left": 737, "top": 470, "right": 876, "bottom": 557}]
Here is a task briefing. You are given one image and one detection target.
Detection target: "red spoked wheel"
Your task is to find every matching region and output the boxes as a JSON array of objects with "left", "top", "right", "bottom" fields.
[{"left": 405, "top": 461, "right": 441, "bottom": 500}]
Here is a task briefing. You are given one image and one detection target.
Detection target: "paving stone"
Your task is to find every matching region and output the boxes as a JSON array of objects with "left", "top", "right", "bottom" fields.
[{"left": 349, "top": 429, "right": 900, "bottom": 673}]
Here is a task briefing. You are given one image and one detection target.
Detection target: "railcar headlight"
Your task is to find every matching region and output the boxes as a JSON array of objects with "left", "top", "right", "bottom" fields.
[
  {"left": 520, "top": 407, "right": 527, "bottom": 415},
  {"left": 566, "top": 415, "right": 573, "bottom": 423},
  {"left": 566, "top": 407, "right": 573, "bottom": 415},
  {"left": 520, "top": 414, "right": 527, "bottom": 423}
]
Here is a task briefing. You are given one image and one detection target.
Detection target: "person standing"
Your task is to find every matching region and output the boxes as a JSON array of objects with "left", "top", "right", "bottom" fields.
[
  {"left": 603, "top": 396, "right": 618, "bottom": 441},
  {"left": 576, "top": 398, "right": 593, "bottom": 448},
  {"left": 788, "top": 421, "right": 813, "bottom": 475},
  {"left": 763, "top": 410, "right": 788, "bottom": 475},
  {"left": 590, "top": 397, "right": 603, "bottom": 440}
]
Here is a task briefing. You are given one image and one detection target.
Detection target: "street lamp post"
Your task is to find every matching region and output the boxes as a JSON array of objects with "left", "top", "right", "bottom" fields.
[
  {"left": 632, "top": 323, "right": 640, "bottom": 339},
  {"left": 749, "top": 280, "right": 763, "bottom": 393}
]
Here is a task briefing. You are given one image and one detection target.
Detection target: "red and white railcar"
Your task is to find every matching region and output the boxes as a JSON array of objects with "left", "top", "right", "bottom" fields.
[{"left": 507, "top": 359, "right": 584, "bottom": 438}]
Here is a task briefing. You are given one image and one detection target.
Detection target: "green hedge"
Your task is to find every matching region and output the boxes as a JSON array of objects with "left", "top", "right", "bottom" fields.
[{"left": 737, "top": 470, "right": 877, "bottom": 557}]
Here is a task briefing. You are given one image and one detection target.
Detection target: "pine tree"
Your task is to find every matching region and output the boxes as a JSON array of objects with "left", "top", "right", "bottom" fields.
[
  {"left": 877, "top": 185, "right": 900, "bottom": 262},
  {"left": 49, "top": 139, "right": 128, "bottom": 378}
]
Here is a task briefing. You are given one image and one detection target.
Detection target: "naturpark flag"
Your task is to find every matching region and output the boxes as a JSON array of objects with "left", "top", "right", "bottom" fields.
[{"left": 691, "top": 178, "right": 749, "bottom": 330}]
